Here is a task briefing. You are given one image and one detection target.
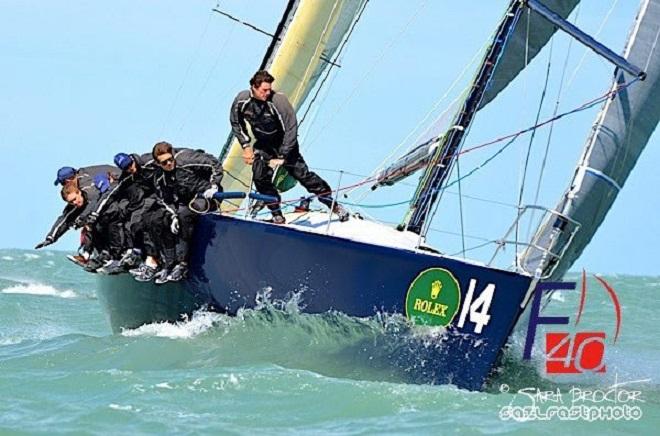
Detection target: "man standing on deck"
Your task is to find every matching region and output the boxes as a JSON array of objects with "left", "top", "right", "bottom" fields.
[{"left": 230, "top": 70, "right": 349, "bottom": 224}]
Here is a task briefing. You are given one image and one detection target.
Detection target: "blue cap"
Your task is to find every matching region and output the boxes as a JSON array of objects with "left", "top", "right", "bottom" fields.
[
  {"left": 54, "top": 166, "right": 77, "bottom": 186},
  {"left": 114, "top": 153, "right": 133, "bottom": 171},
  {"left": 93, "top": 174, "right": 111, "bottom": 193}
]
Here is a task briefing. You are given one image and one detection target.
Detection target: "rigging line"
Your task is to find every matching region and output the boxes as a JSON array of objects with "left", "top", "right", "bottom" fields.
[
  {"left": 305, "top": 0, "right": 429, "bottom": 150},
  {"left": 298, "top": 0, "right": 370, "bottom": 126},
  {"left": 310, "top": 165, "right": 521, "bottom": 208},
  {"left": 449, "top": 240, "right": 497, "bottom": 257},
  {"left": 379, "top": 219, "right": 495, "bottom": 243},
  {"left": 518, "top": 40, "right": 553, "bottom": 241},
  {"left": 176, "top": 22, "right": 237, "bottom": 136},
  {"left": 529, "top": 10, "right": 579, "bottom": 235},
  {"left": 516, "top": 5, "right": 532, "bottom": 254},
  {"left": 159, "top": 9, "right": 214, "bottom": 137},
  {"left": 565, "top": 0, "right": 620, "bottom": 90},
  {"left": 426, "top": 227, "right": 492, "bottom": 243},
  {"left": 355, "top": 36, "right": 487, "bottom": 183},
  {"left": 456, "top": 158, "right": 466, "bottom": 258},
  {"left": 300, "top": 70, "right": 340, "bottom": 151},
  {"left": 211, "top": 8, "right": 276, "bottom": 38}
]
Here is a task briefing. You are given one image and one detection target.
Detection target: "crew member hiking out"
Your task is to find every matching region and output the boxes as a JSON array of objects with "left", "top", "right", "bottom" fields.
[
  {"left": 98, "top": 152, "right": 163, "bottom": 278},
  {"left": 151, "top": 141, "right": 223, "bottom": 284},
  {"left": 230, "top": 70, "right": 349, "bottom": 224},
  {"left": 38, "top": 174, "right": 126, "bottom": 273}
]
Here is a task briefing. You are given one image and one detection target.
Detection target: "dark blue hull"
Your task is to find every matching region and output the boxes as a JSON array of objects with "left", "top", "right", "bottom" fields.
[
  {"left": 97, "top": 274, "right": 204, "bottom": 332},
  {"left": 180, "top": 214, "right": 532, "bottom": 390}
]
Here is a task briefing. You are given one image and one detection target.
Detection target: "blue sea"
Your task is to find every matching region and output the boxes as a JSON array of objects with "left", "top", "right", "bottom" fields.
[{"left": 0, "top": 248, "right": 658, "bottom": 434}]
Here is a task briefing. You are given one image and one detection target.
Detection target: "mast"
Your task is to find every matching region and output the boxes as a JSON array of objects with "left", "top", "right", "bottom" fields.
[
  {"left": 403, "top": 0, "right": 649, "bottom": 236},
  {"left": 403, "top": 0, "right": 526, "bottom": 235}
]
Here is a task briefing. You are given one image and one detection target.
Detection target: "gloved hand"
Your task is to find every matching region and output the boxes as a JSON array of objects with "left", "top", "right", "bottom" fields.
[
  {"left": 268, "top": 158, "right": 284, "bottom": 169},
  {"left": 35, "top": 237, "right": 53, "bottom": 250},
  {"left": 170, "top": 216, "right": 179, "bottom": 235},
  {"left": 203, "top": 185, "right": 219, "bottom": 200},
  {"left": 87, "top": 212, "right": 99, "bottom": 226}
]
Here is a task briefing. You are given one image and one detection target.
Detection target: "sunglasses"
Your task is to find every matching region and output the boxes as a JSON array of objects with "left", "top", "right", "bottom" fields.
[{"left": 158, "top": 157, "right": 174, "bottom": 166}]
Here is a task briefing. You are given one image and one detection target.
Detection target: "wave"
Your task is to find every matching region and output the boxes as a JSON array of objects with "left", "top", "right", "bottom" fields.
[
  {"left": 121, "top": 309, "right": 225, "bottom": 339},
  {"left": 1, "top": 283, "right": 78, "bottom": 299}
]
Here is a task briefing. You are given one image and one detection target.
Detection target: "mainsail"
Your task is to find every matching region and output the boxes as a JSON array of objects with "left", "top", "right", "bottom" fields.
[
  {"left": 373, "top": 0, "right": 581, "bottom": 189},
  {"left": 521, "top": 0, "right": 660, "bottom": 279},
  {"left": 219, "top": 0, "right": 368, "bottom": 199}
]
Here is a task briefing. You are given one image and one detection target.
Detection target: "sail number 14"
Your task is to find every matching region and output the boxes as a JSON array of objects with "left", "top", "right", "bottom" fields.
[{"left": 456, "top": 280, "right": 495, "bottom": 334}]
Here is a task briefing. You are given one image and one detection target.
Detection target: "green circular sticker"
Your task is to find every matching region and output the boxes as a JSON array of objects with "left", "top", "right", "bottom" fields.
[{"left": 405, "top": 268, "right": 461, "bottom": 326}]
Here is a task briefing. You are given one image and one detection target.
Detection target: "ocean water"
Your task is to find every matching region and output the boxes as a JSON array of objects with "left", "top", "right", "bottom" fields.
[{"left": 0, "top": 248, "right": 658, "bottom": 435}]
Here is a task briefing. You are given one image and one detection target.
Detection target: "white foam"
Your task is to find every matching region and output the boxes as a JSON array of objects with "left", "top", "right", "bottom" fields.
[
  {"left": 155, "top": 382, "right": 174, "bottom": 389},
  {"left": 1, "top": 256, "right": 13, "bottom": 261},
  {"left": 0, "top": 337, "right": 22, "bottom": 346},
  {"left": 22, "top": 253, "right": 40, "bottom": 260},
  {"left": 121, "top": 309, "right": 225, "bottom": 339},
  {"left": 109, "top": 404, "right": 141, "bottom": 412},
  {"left": 1, "top": 283, "right": 78, "bottom": 299}
]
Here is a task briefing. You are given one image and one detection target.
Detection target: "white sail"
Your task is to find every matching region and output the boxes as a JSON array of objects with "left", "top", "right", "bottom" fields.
[{"left": 521, "top": 0, "right": 660, "bottom": 278}]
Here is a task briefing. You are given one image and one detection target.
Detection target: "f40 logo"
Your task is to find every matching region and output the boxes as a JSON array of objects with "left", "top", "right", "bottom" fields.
[{"left": 524, "top": 272, "right": 622, "bottom": 374}]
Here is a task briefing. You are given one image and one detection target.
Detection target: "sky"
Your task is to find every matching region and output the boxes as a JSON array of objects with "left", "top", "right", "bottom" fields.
[{"left": 0, "top": 0, "right": 658, "bottom": 275}]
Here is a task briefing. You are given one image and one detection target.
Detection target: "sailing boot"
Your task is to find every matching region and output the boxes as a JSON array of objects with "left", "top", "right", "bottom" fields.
[
  {"left": 84, "top": 250, "right": 110, "bottom": 273},
  {"left": 332, "top": 204, "right": 350, "bottom": 222},
  {"left": 96, "top": 259, "right": 125, "bottom": 275},
  {"left": 166, "top": 262, "right": 188, "bottom": 282},
  {"left": 249, "top": 200, "right": 266, "bottom": 218},
  {"left": 119, "top": 248, "right": 142, "bottom": 268},
  {"left": 154, "top": 268, "right": 170, "bottom": 285},
  {"left": 271, "top": 210, "right": 286, "bottom": 224},
  {"left": 294, "top": 197, "right": 311, "bottom": 213},
  {"left": 130, "top": 263, "right": 158, "bottom": 282}
]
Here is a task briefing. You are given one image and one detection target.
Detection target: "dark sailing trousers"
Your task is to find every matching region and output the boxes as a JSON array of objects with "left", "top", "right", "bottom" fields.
[
  {"left": 252, "top": 148, "right": 334, "bottom": 212},
  {"left": 93, "top": 201, "right": 127, "bottom": 258},
  {"left": 126, "top": 199, "right": 159, "bottom": 258},
  {"left": 144, "top": 207, "right": 177, "bottom": 269},
  {"left": 144, "top": 200, "right": 210, "bottom": 268}
]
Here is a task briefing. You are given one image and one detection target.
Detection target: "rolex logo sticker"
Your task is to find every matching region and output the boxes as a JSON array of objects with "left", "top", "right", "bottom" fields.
[{"left": 405, "top": 268, "right": 461, "bottom": 326}]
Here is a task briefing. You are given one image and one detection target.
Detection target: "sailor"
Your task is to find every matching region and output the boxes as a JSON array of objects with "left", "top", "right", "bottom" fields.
[
  {"left": 85, "top": 152, "right": 164, "bottom": 277},
  {"left": 105, "top": 152, "right": 163, "bottom": 280},
  {"left": 35, "top": 165, "right": 119, "bottom": 251},
  {"left": 39, "top": 174, "right": 126, "bottom": 272},
  {"left": 230, "top": 70, "right": 349, "bottom": 224},
  {"left": 150, "top": 141, "right": 223, "bottom": 283}
]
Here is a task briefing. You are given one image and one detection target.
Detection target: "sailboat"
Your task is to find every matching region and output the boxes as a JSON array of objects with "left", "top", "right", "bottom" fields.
[{"left": 97, "top": 0, "right": 659, "bottom": 390}]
